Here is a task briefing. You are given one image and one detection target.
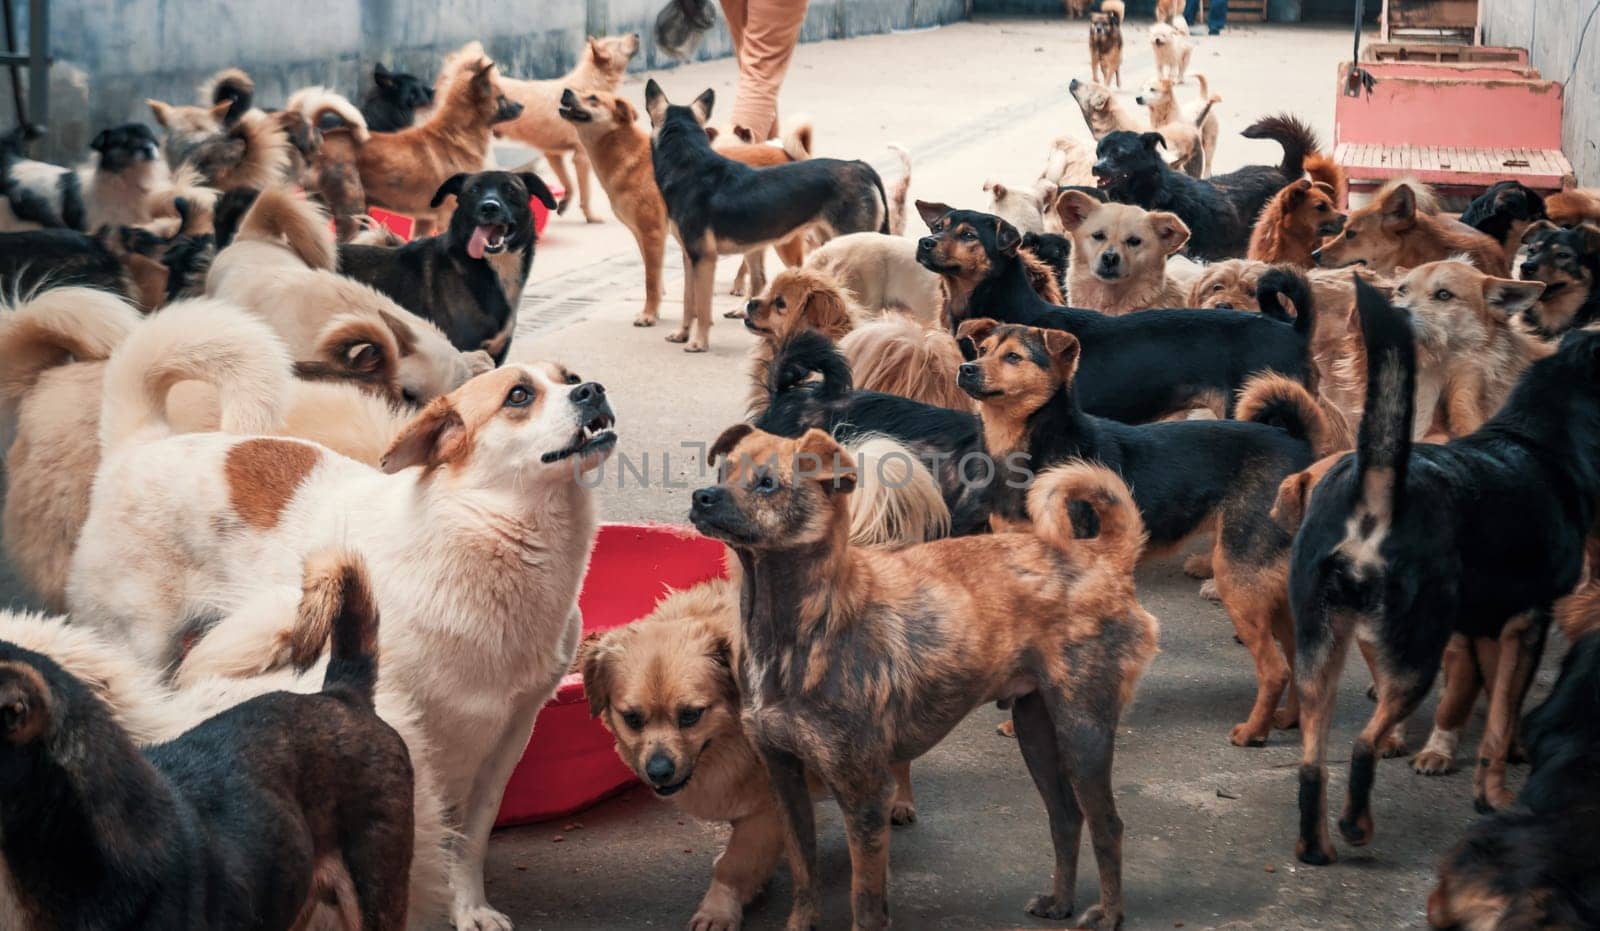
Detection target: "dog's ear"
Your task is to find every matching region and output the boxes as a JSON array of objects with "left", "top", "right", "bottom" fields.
[
  {"left": 1311, "top": 181, "right": 1335, "bottom": 198},
  {"left": 1042, "top": 329, "right": 1081, "bottom": 383},
  {"left": 644, "top": 79, "right": 668, "bottom": 127},
  {"left": 470, "top": 60, "right": 497, "bottom": 96},
  {"left": 1579, "top": 223, "right": 1600, "bottom": 255},
  {"left": 1055, "top": 189, "right": 1100, "bottom": 231},
  {"left": 1149, "top": 211, "right": 1191, "bottom": 254},
  {"left": 1269, "top": 469, "right": 1315, "bottom": 532},
  {"left": 586, "top": 36, "right": 610, "bottom": 67},
  {"left": 1089, "top": 89, "right": 1109, "bottom": 110},
  {"left": 1519, "top": 219, "right": 1558, "bottom": 245},
  {"left": 795, "top": 428, "right": 857, "bottom": 495},
  {"left": 985, "top": 180, "right": 1008, "bottom": 200},
  {"left": 381, "top": 398, "right": 468, "bottom": 473},
  {"left": 613, "top": 96, "right": 638, "bottom": 124},
  {"left": 373, "top": 63, "right": 395, "bottom": 89},
  {"left": 732, "top": 125, "right": 755, "bottom": 144},
  {"left": 703, "top": 125, "right": 720, "bottom": 143},
  {"left": 690, "top": 88, "right": 715, "bottom": 126},
  {"left": 1382, "top": 183, "right": 1418, "bottom": 229},
  {"left": 799, "top": 281, "right": 853, "bottom": 339},
  {"left": 708, "top": 423, "right": 755, "bottom": 467},
  {"left": 1482, "top": 276, "right": 1545, "bottom": 318},
  {"left": 89, "top": 129, "right": 112, "bottom": 153},
  {"left": 1141, "top": 132, "right": 1167, "bottom": 152},
  {"left": 1282, "top": 178, "right": 1311, "bottom": 205},
  {"left": 994, "top": 218, "right": 1022, "bottom": 257},
  {"left": 429, "top": 173, "right": 468, "bottom": 208},
  {"left": 0, "top": 665, "right": 52, "bottom": 746},
  {"left": 208, "top": 100, "right": 234, "bottom": 122},
  {"left": 147, "top": 99, "right": 173, "bottom": 128},
  {"left": 915, "top": 200, "right": 952, "bottom": 232},
  {"left": 956, "top": 317, "right": 1000, "bottom": 347},
  {"left": 519, "top": 172, "right": 559, "bottom": 211},
  {"left": 576, "top": 632, "right": 615, "bottom": 718},
  {"left": 707, "top": 634, "right": 739, "bottom": 706}
]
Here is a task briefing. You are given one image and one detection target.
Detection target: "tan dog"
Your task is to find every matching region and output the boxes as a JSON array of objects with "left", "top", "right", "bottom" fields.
[
  {"left": 1089, "top": 7, "right": 1126, "bottom": 89},
  {"left": 494, "top": 34, "right": 639, "bottom": 223},
  {"left": 1039, "top": 134, "right": 1097, "bottom": 188},
  {"left": 1248, "top": 178, "right": 1346, "bottom": 266},
  {"left": 1149, "top": 22, "right": 1193, "bottom": 82},
  {"left": 1056, "top": 190, "right": 1190, "bottom": 314},
  {"left": 804, "top": 232, "right": 945, "bottom": 327},
  {"left": 1314, "top": 179, "right": 1510, "bottom": 276},
  {"left": 1155, "top": 0, "right": 1183, "bottom": 23},
  {"left": 1136, "top": 75, "right": 1220, "bottom": 178},
  {"left": 841, "top": 314, "right": 975, "bottom": 412},
  {"left": 984, "top": 179, "right": 1049, "bottom": 235},
  {"left": 1068, "top": 78, "right": 1142, "bottom": 140},
  {"left": 1546, "top": 187, "right": 1600, "bottom": 227}
]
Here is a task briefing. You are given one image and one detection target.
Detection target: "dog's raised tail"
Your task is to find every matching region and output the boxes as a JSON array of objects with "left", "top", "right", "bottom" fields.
[
  {"left": 1303, "top": 152, "right": 1348, "bottom": 207},
  {"left": 753, "top": 328, "right": 854, "bottom": 418},
  {"left": 1351, "top": 275, "right": 1416, "bottom": 525},
  {"left": 201, "top": 67, "right": 255, "bottom": 125},
  {"left": 0, "top": 287, "right": 140, "bottom": 412},
  {"left": 782, "top": 120, "right": 815, "bottom": 161},
  {"left": 235, "top": 186, "right": 338, "bottom": 271},
  {"left": 1237, "top": 372, "right": 1339, "bottom": 457},
  {"left": 285, "top": 85, "right": 371, "bottom": 144},
  {"left": 99, "top": 297, "right": 291, "bottom": 451},
  {"left": 1028, "top": 461, "right": 1147, "bottom": 575},
  {"left": 886, "top": 144, "right": 912, "bottom": 236},
  {"left": 1256, "top": 265, "right": 1319, "bottom": 388},
  {"left": 293, "top": 549, "right": 382, "bottom": 706},
  {"left": 1241, "top": 113, "right": 1319, "bottom": 181}
]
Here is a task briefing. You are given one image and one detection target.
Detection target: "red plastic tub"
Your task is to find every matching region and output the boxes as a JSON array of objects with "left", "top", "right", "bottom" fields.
[{"left": 494, "top": 523, "right": 730, "bottom": 826}]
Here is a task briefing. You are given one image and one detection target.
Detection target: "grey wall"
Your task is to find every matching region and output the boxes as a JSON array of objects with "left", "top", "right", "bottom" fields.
[
  {"left": 25, "top": 0, "right": 966, "bottom": 162},
  {"left": 1479, "top": 0, "right": 1600, "bottom": 186}
]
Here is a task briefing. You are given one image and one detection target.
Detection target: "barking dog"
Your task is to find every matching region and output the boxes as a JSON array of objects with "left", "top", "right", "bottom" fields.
[
  {"left": 1288, "top": 278, "right": 1600, "bottom": 866},
  {"left": 362, "top": 62, "right": 436, "bottom": 132},
  {"left": 339, "top": 170, "right": 557, "bottom": 363},
  {"left": 1514, "top": 221, "right": 1600, "bottom": 337},
  {"left": 0, "top": 552, "right": 415, "bottom": 930},
  {"left": 1, "top": 124, "right": 168, "bottom": 232},
  {"left": 1313, "top": 178, "right": 1509, "bottom": 276},
  {"left": 1088, "top": 5, "right": 1125, "bottom": 88},
  {"left": 1055, "top": 190, "right": 1191, "bottom": 314},
  {"left": 645, "top": 81, "right": 891, "bottom": 352},
  {"left": 1093, "top": 114, "right": 1322, "bottom": 261},
  {"left": 690, "top": 425, "right": 1158, "bottom": 930}
]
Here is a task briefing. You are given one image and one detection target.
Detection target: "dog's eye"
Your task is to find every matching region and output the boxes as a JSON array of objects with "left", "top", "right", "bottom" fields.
[
  {"left": 1091, "top": 231, "right": 1107, "bottom": 241},
  {"left": 1433, "top": 289, "right": 1453, "bottom": 302},
  {"left": 620, "top": 710, "right": 644, "bottom": 731},
  {"left": 1344, "top": 231, "right": 1357, "bottom": 241},
  {"left": 1316, "top": 203, "right": 1329, "bottom": 212},
  {"left": 1395, "top": 285, "right": 1408, "bottom": 296},
  {"left": 1004, "top": 351, "right": 1023, "bottom": 364},
  {"left": 960, "top": 230, "right": 977, "bottom": 241},
  {"left": 773, "top": 296, "right": 786, "bottom": 310},
  {"left": 753, "top": 473, "right": 778, "bottom": 493},
  {"left": 1245, "top": 287, "right": 1256, "bottom": 297},
  {"left": 505, "top": 385, "right": 533, "bottom": 407},
  {"left": 1212, "top": 283, "right": 1225, "bottom": 292},
  {"left": 402, "top": 388, "right": 421, "bottom": 406},
  {"left": 1557, "top": 252, "right": 1572, "bottom": 261},
  {"left": 677, "top": 707, "right": 704, "bottom": 728},
  {"left": 1126, "top": 236, "right": 1142, "bottom": 247},
  {"left": 564, "top": 371, "right": 581, "bottom": 385}
]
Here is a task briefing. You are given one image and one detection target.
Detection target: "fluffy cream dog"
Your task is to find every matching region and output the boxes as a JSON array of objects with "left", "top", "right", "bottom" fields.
[
  {"left": 205, "top": 186, "right": 490, "bottom": 403},
  {"left": 66, "top": 319, "right": 616, "bottom": 929},
  {"left": 803, "top": 232, "right": 944, "bottom": 326}
]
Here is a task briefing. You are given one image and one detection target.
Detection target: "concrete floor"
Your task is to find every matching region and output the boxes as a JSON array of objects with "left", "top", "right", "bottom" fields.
[{"left": 0, "top": 15, "right": 1554, "bottom": 931}]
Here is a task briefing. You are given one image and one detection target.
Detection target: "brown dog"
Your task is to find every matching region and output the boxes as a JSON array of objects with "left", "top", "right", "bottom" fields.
[
  {"left": 1089, "top": 6, "right": 1126, "bottom": 89},
  {"left": 840, "top": 314, "right": 975, "bottom": 412},
  {"left": 1136, "top": 76, "right": 1220, "bottom": 178},
  {"left": 1248, "top": 178, "right": 1346, "bottom": 267},
  {"left": 1545, "top": 187, "right": 1600, "bottom": 227},
  {"left": 689, "top": 425, "right": 1158, "bottom": 930},
  {"left": 1056, "top": 190, "right": 1190, "bottom": 314},
  {"left": 1313, "top": 179, "right": 1509, "bottom": 276}
]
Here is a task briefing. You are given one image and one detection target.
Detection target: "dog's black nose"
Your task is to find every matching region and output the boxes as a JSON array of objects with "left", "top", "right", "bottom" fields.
[
  {"left": 958, "top": 362, "right": 979, "bottom": 380},
  {"left": 746, "top": 299, "right": 761, "bottom": 314},
  {"left": 1100, "top": 251, "right": 1120, "bottom": 267},
  {"left": 692, "top": 487, "right": 721, "bottom": 510},
  {"left": 917, "top": 236, "right": 935, "bottom": 254},
  {"left": 475, "top": 198, "right": 507, "bottom": 224},
  {"left": 1069, "top": 78, "right": 1081, "bottom": 91},
  {"left": 571, "top": 381, "right": 605, "bottom": 406},
  {"left": 1310, "top": 248, "right": 1325, "bottom": 264},
  {"left": 645, "top": 753, "right": 676, "bottom": 785},
  {"left": 1521, "top": 262, "right": 1539, "bottom": 278}
]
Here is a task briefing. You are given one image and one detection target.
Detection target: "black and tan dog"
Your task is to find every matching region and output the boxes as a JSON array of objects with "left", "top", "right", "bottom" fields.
[
  {"left": 0, "top": 554, "right": 415, "bottom": 929},
  {"left": 644, "top": 80, "right": 891, "bottom": 352},
  {"left": 917, "top": 202, "right": 1316, "bottom": 423},
  {"left": 1460, "top": 180, "right": 1547, "bottom": 258},
  {"left": 1288, "top": 278, "right": 1600, "bottom": 866},
  {"left": 690, "top": 424, "right": 1158, "bottom": 930},
  {"left": 338, "top": 170, "right": 557, "bottom": 364},
  {"left": 1514, "top": 221, "right": 1600, "bottom": 338},
  {"left": 361, "top": 63, "right": 436, "bottom": 132}
]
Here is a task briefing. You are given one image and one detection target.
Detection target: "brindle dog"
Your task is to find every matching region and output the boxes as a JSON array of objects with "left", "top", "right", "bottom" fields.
[{"left": 689, "top": 424, "right": 1159, "bottom": 930}]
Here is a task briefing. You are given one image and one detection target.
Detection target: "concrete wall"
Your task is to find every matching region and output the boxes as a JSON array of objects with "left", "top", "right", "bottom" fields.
[
  {"left": 1479, "top": 0, "right": 1600, "bottom": 186},
  {"left": 28, "top": 0, "right": 966, "bottom": 162}
]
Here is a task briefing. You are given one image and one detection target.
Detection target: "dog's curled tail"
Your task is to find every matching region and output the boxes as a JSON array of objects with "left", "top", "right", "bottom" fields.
[
  {"left": 1240, "top": 113, "right": 1319, "bottom": 181},
  {"left": 1256, "top": 265, "right": 1319, "bottom": 389},
  {"left": 0, "top": 287, "right": 140, "bottom": 411},
  {"left": 201, "top": 67, "right": 255, "bottom": 126},
  {"left": 1237, "top": 372, "right": 1339, "bottom": 457},
  {"left": 285, "top": 85, "right": 371, "bottom": 144},
  {"left": 235, "top": 186, "right": 338, "bottom": 271},
  {"left": 99, "top": 297, "right": 291, "bottom": 451},
  {"left": 1352, "top": 276, "right": 1416, "bottom": 525},
  {"left": 292, "top": 549, "right": 383, "bottom": 706},
  {"left": 886, "top": 144, "right": 912, "bottom": 236},
  {"left": 846, "top": 434, "right": 951, "bottom": 549},
  {"left": 754, "top": 328, "right": 854, "bottom": 418},
  {"left": 782, "top": 120, "right": 815, "bottom": 161},
  {"left": 1193, "top": 73, "right": 1212, "bottom": 103},
  {"left": 1303, "top": 152, "right": 1348, "bottom": 207},
  {"left": 1028, "top": 461, "right": 1147, "bottom": 575}
]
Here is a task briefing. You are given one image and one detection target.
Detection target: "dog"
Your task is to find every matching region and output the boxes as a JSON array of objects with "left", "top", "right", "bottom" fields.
[
  {"left": 1426, "top": 631, "right": 1600, "bottom": 930},
  {"left": 1288, "top": 278, "right": 1600, "bottom": 866},
  {"left": 362, "top": 62, "right": 436, "bottom": 132},
  {"left": 1545, "top": 187, "right": 1600, "bottom": 228},
  {"left": 1088, "top": 6, "right": 1125, "bottom": 88},
  {"left": 804, "top": 231, "right": 945, "bottom": 327},
  {"left": 146, "top": 68, "right": 256, "bottom": 158},
  {"left": 1040, "top": 134, "right": 1096, "bottom": 188},
  {"left": 645, "top": 81, "right": 891, "bottom": 352},
  {"left": 0, "top": 228, "right": 148, "bottom": 306},
  {"left": 712, "top": 121, "right": 822, "bottom": 303},
  {"left": 1155, "top": 0, "right": 1183, "bottom": 24},
  {"left": 839, "top": 313, "right": 975, "bottom": 412},
  {"left": 0, "top": 549, "right": 415, "bottom": 930},
  {"left": 984, "top": 179, "right": 1049, "bottom": 235},
  {"left": 1460, "top": 180, "right": 1547, "bottom": 258},
  {"left": 65, "top": 331, "right": 616, "bottom": 929},
  {"left": 338, "top": 170, "right": 557, "bottom": 364},
  {"left": 1150, "top": 22, "right": 1192, "bottom": 82},
  {"left": 1022, "top": 230, "right": 1073, "bottom": 291},
  {"left": 1068, "top": 78, "right": 1145, "bottom": 143},
  {"left": 689, "top": 424, "right": 1158, "bottom": 930},
  {"left": 1248, "top": 176, "right": 1347, "bottom": 267},
  {"left": 1055, "top": 190, "right": 1190, "bottom": 314},
  {"left": 494, "top": 34, "right": 640, "bottom": 222},
  {"left": 149, "top": 97, "right": 294, "bottom": 194},
  {"left": 206, "top": 187, "right": 489, "bottom": 403},
  {"left": 1135, "top": 75, "right": 1221, "bottom": 178},
  {"left": 1313, "top": 178, "right": 1510, "bottom": 276},
  {"left": 1514, "top": 221, "right": 1600, "bottom": 337},
  {"left": 916, "top": 202, "right": 1317, "bottom": 422},
  {"left": 1, "top": 124, "right": 168, "bottom": 232},
  {"left": 1093, "top": 114, "right": 1322, "bottom": 260},
  {"left": 1065, "top": 0, "right": 1089, "bottom": 16}
]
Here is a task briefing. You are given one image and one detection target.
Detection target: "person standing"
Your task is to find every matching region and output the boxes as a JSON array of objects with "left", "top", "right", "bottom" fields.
[
  {"left": 654, "top": 0, "right": 810, "bottom": 141},
  {"left": 1183, "top": 0, "right": 1228, "bottom": 35}
]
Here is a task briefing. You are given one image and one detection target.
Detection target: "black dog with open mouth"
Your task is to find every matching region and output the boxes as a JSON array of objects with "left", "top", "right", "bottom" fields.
[{"left": 339, "top": 170, "right": 558, "bottom": 364}]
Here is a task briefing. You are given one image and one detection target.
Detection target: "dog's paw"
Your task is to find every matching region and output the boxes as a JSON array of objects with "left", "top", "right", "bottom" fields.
[
  {"left": 728, "top": 283, "right": 745, "bottom": 297},
  {"left": 1228, "top": 722, "right": 1268, "bottom": 748},
  {"left": 666, "top": 331, "right": 689, "bottom": 344},
  {"left": 1198, "top": 579, "right": 1220, "bottom": 601},
  {"left": 1337, "top": 810, "right": 1374, "bottom": 846},
  {"left": 1074, "top": 903, "right": 1121, "bottom": 930},
  {"left": 996, "top": 719, "right": 1016, "bottom": 738},
  {"left": 890, "top": 798, "right": 917, "bottom": 826},
  {"left": 555, "top": 197, "right": 571, "bottom": 216},
  {"left": 1182, "top": 552, "right": 1214, "bottom": 579},
  {"left": 584, "top": 213, "right": 605, "bottom": 224},
  {"left": 1025, "top": 894, "right": 1074, "bottom": 920},
  {"left": 1474, "top": 785, "right": 1514, "bottom": 814},
  {"left": 1295, "top": 837, "right": 1337, "bottom": 866},
  {"left": 689, "top": 907, "right": 741, "bottom": 931},
  {"left": 684, "top": 341, "right": 709, "bottom": 353},
  {"left": 634, "top": 315, "right": 657, "bottom": 327},
  {"left": 452, "top": 902, "right": 514, "bottom": 931},
  {"left": 1378, "top": 731, "right": 1408, "bottom": 759},
  {"left": 1411, "top": 749, "right": 1455, "bottom": 775},
  {"left": 723, "top": 308, "right": 746, "bottom": 319}
]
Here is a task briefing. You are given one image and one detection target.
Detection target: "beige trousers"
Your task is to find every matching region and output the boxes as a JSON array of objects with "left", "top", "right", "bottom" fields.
[{"left": 720, "top": 0, "right": 809, "bottom": 140}]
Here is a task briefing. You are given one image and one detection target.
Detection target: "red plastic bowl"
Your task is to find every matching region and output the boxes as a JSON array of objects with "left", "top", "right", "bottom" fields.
[{"left": 494, "top": 524, "right": 730, "bottom": 826}]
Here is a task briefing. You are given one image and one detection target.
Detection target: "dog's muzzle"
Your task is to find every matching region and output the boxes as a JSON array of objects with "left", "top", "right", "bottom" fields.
[
  {"left": 558, "top": 88, "right": 590, "bottom": 122},
  {"left": 644, "top": 752, "right": 688, "bottom": 795}
]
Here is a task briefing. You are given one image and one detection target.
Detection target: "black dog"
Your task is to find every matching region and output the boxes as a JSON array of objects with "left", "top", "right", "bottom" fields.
[
  {"left": 644, "top": 80, "right": 891, "bottom": 351},
  {"left": 1092, "top": 114, "right": 1319, "bottom": 260},
  {"left": 1289, "top": 278, "right": 1600, "bottom": 866},
  {"left": 753, "top": 329, "right": 989, "bottom": 536},
  {"left": 0, "top": 556, "right": 414, "bottom": 929},
  {"left": 0, "top": 228, "right": 134, "bottom": 299},
  {"left": 916, "top": 203, "right": 1315, "bottom": 423},
  {"left": 339, "top": 170, "right": 557, "bottom": 364},
  {"left": 1, "top": 124, "right": 162, "bottom": 231},
  {"left": 1426, "top": 630, "right": 1600, "bottom": 929},
  {"left": 1460, "top": 180, "right": 1547, "bottom": 258},
  {"left": 361, "top": 63, "right": 436, "bottom": 132},
  {"left": 1020, "top": 231, "right": 1071, "bottom": 291},
  {"left": 1515, "top": 221, "right": 1600, "bottom": 338}
]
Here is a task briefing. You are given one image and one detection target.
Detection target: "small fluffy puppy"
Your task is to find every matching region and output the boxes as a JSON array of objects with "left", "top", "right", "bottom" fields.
[
  {"left": 742, "top": 266, "right": 860, "bottom": 345},
  {"left": 1056, "top": 189, "right": 1190, "bottom": 314},
  {"left": 804, "top": 231, "right": 945, "bottom": 327},
  {"left": 1314, "top": 178, "right": 1509, "bottom": 276},
  {"left": 1248, "top": 178, "right": 1346, "bottom": 266},
  {"left": 1089, "top": 6, "right": 1126, "bottom": 89},
  {"left": 1, "top": 124, "right": 168, "bottom": 232},
  {"left": 494, "top": 34, "right": 641, "bottom": 222},
  {"left": 1461, "top": 180, "right": 1548, "bottom": 258},
  {"left": 1149, "top": 22, "right": 1193, "bottom": 82},
  {"left": 146, "top": 68, "right": 256, "bottom": 163}
]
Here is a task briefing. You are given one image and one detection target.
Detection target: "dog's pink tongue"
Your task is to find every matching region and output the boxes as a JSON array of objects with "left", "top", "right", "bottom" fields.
[{"left": 468, "top": 225, "right": 492, "bottom": 260}]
